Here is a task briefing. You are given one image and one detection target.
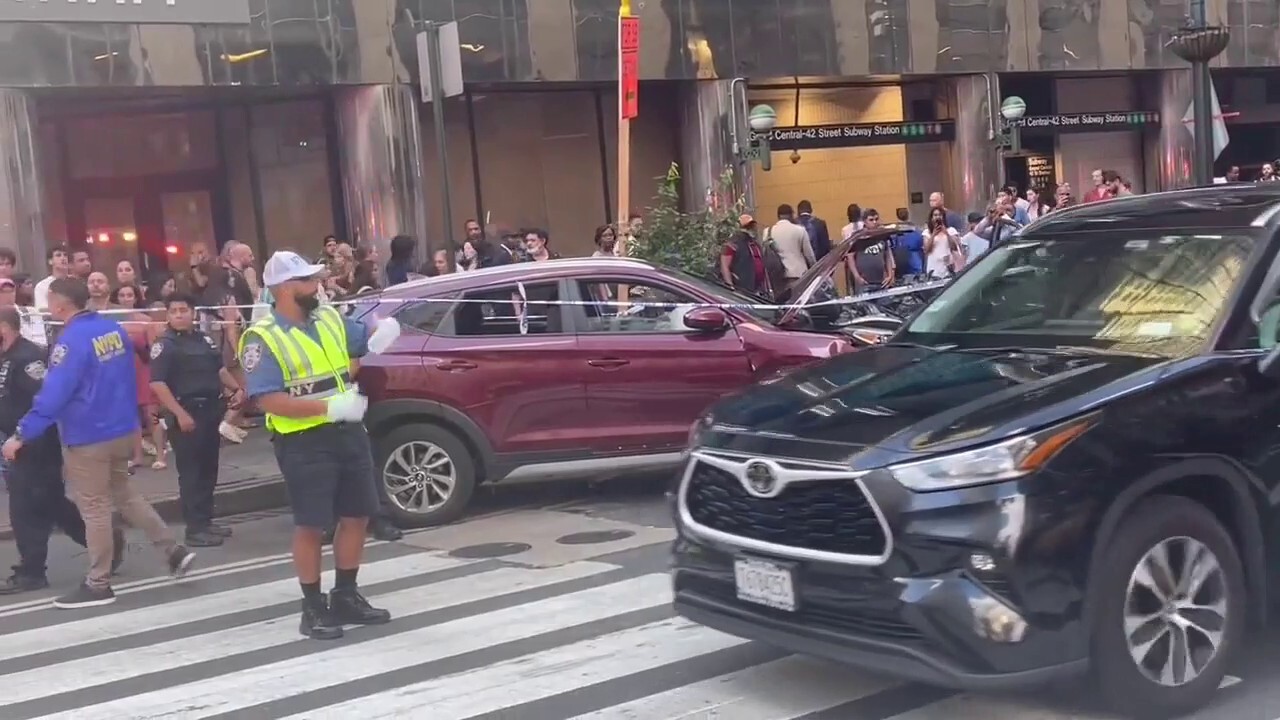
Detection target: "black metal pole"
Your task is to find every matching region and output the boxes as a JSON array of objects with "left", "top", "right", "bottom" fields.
[{"left": 1189, "top": 0, "right": 1214, "bottom": 184}]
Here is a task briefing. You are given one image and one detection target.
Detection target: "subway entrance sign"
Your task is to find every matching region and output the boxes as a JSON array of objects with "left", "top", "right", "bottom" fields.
[
  {"left": 750, "top": 121, "right": 956, "bottom": 150},
  {"left": 1005, "top": 111, "right": 1161, "bottom": 134}
]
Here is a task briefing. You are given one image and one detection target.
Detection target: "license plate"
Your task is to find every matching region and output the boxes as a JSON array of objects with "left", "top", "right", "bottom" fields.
[{"left": 734, "top": 557, "right": 796, "bottom": 611}]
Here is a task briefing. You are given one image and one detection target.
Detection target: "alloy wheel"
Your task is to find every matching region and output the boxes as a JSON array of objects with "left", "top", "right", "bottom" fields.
[
  {"left": 1123, "top": 536, "right": 1228, "bottom": 686},
  {"left": 383, "top": 440, "right": 456, "bottom": 514}
]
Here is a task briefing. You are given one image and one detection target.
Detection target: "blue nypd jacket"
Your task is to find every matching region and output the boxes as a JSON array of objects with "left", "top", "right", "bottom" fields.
[{"left": 18, "top": 310, "right": 140, "bottom": 448}]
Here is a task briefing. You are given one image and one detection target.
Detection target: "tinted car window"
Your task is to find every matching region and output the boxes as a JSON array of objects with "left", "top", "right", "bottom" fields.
[
  {"left": 453, "top": 282, "right": 562, "bottom": 336},
  {"left": 904, "top": 233, "right": 1256, "bottom": 357},
  {"left": 395, "top": 295, "right": 455, "bottom": 334},
  {"left": 577, "top": 280, "right": 698, "bottom": 333}
]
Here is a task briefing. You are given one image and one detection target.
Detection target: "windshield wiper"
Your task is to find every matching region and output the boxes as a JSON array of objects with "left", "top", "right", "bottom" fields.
[
  {"left": 944, "top": 345, "right": 1162, "bottom": 359},
  {"left": 1051, "top": 344, "right": 1165, "bottom": 359}
]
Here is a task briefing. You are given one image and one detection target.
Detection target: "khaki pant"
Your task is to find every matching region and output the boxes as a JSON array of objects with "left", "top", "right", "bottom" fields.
[{"left": 63, "top": 434, "right": 176, "bottom": 589}]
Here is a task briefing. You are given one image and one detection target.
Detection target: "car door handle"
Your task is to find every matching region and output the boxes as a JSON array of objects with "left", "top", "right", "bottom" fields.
[
  {"left": 587, "top": 358, "right": 630, "bottom": 369},
  {"left": 436, "top": 360, "right": 477, "bottom": 371}
]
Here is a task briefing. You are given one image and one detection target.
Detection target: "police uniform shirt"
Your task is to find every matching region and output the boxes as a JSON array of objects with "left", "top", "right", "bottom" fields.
[
  {"left": 240, "top": 310, "right": 371, "bottom": 401},
  {"left": 150, "top": 328, "right": 225, "bottom": 399},
  {"left": 0, "top": 337, "right": 59, "bottom": 458}
]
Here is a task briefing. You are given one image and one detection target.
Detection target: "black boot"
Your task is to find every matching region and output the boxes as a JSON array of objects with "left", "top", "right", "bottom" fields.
[
  {"left": 0, "top": 572, "right": 49, "bottom": 595},
  {"left": 329, "top": 586, "right": 392, "bottom": 625},
  {"left": 184, "top": 528, "right": 224, "bottom": 547},
  {"left": 299, "top": 595, "right": 344, "bottom": 640},
  {"left": 369, "top": 518, "right": 403, "bottom": 542}
]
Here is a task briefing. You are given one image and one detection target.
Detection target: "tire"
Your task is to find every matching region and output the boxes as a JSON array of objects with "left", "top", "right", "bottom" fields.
[
  {"left": 374, "top": 422, "right": 477, "bottom": 528},
  {"left": 1089, "top": 495, "right": 1246, "bottom": 720}
]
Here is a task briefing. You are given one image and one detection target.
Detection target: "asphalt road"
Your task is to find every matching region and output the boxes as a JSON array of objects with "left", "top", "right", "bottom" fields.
[{"left": 0, "top": 478, "right": 1277, "bottom": 719}]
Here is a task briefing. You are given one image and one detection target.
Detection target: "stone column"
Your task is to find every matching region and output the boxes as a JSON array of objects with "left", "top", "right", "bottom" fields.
[
  {"left": 677, "top": 79, "right": 754, "bottom": 211},
  {"left": 0, "top": 90, "right": 46, "bottom": 274},
  {"left": 945, "top": 75, "right": 999, "bottom": 215},
  {"left": 333, "top": 85, "right": 430, "bottom": 271},
  {"left": 1147, "top": 69, "right": 1195, "bottom": 191}
]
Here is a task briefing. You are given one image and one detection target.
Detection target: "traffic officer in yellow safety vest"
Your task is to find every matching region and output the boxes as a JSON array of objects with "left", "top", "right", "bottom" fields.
[{"left": 239, "top": 251, "right": 402, "bottom": 640}]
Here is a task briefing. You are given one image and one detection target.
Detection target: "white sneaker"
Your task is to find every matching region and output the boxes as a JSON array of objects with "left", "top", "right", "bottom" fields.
[{"left": 219, "top": 421, "right": 246, "bottom": 443}]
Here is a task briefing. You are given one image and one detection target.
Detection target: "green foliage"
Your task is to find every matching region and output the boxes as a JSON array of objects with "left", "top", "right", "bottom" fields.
[{"left": 626, "top": 163, "right": 747, "bottom": 276}]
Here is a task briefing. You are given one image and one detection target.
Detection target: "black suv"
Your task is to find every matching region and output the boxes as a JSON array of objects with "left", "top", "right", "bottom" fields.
[{"left": 672, "top": 185, "right": 1280, "bottom": 719}]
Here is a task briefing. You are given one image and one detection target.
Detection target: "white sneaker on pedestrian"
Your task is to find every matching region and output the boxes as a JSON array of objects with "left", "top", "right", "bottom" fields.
[{"left": 219, "top": 421, "right": 246, "bottom": 443}]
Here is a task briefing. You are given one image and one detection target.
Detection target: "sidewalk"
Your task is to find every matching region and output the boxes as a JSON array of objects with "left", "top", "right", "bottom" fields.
[{"left": 0, "top": 430, "right": 287, "bottom": 541}]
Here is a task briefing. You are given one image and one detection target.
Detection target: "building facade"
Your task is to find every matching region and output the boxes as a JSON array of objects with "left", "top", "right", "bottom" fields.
[{"left": 0, "top": 0, "right": 1276, "bottom": 271}]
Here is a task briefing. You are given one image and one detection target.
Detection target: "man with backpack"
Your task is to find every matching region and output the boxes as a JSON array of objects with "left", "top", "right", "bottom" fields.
[{"left": 720, "top": 215, "right": 787, "bottom": 300}]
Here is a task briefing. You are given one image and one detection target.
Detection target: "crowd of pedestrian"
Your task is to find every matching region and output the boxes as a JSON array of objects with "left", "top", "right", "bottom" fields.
[{"left": 711, "top": 168, "right": 1144, "bottom": 302}]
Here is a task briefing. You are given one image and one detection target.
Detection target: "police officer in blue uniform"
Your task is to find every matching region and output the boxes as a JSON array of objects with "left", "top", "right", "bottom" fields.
[
  {"left": 241, "top": 252, "right": 401, "bottom": 639},
  {"left": 149, "top": 293, "right": 245, "bottom": 548},
  {"left": 0, "top": 307, "right": 125, "bottom": 594},
  {"left": 3, "top": 278, "right": 195, "bottom": 609}
]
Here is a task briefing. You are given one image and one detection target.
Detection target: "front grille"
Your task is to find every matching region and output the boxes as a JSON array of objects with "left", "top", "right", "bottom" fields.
[{"left": 683, "top": 461, "right": 888, "bottom": 558}]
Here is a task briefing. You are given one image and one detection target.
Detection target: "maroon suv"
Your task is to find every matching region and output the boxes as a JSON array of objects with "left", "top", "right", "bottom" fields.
[{"left": 355, "top": 247, "right": 872, "bottom": 526}]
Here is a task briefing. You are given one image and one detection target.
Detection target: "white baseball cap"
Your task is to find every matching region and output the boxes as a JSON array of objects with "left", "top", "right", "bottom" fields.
[{"left": 262, "top": 251, "right": 327, "bottom": 287}]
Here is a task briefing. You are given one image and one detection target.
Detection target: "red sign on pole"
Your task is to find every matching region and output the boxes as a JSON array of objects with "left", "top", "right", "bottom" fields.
[{"left": 619, "top": 16, "right": 640, "bottom": 119}]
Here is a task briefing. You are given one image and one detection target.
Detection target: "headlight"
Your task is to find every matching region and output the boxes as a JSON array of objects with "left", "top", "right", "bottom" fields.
[{"left": 889, "top": 418, "right": 1093, "bottom": 492}]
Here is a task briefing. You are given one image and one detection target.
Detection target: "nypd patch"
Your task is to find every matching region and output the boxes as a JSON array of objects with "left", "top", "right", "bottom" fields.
[
  {"left": 241, "top": 342, "right": 263, "bottom": 372},
  {"left": 49, "top": 344, "right": 67, "bottom": 367},
  {"left": 150, "top": 342, "right": 164, "bottom": 360},
  {"left": 24, "top": 361, "right": 45, "bottom": 380}
]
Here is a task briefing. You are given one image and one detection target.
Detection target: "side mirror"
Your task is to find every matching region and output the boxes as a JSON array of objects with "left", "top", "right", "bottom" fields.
[{"left": 683, "top": 306, "right": 729, "bottom": 332}]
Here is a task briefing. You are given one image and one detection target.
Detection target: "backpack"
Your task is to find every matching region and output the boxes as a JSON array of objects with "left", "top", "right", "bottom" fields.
[{"left": 760, "top": 228, "right": 789, "bottom": 299}]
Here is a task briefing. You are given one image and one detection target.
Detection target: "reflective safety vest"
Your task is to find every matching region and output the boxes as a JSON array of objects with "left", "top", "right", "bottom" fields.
[{"left": 240, "top": 305, "right": 351, "bottom": 434}]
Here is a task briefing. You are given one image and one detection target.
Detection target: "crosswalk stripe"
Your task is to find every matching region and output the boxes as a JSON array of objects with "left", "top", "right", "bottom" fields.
[
  {"left": 0, "top": 552, "right": 466, "bottom": 663},
  {"left": 0, "top": 561, "right": 617, "bottom": 708},
  {"left": 290, "top": 617, "right": 746, "bottom": 719},
  {"left": 564, "top": 655, "right": 897, "bottom": 720},
  {"left": 32, "top": 573, "right": 673, "bottom": 720}
]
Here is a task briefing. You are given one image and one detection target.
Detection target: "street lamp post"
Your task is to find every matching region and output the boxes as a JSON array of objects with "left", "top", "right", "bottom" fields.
[
  {"left": 1170, "top": 0, "right": 1229, "bottom": 185},
  {"left": 997, "top": 96, "right": 1027, "bottom": 189}
]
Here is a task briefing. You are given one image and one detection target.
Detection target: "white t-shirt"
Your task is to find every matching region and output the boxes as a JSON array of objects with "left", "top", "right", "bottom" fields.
[{"left": 33, "top": 275, "right": 54, "bottom": 310}]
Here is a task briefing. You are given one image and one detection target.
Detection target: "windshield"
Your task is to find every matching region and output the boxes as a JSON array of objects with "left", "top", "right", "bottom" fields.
[
  {"left": 901, "top": 232, "right": 1257, "bottom": 357},
  {"left": 664, "top": 269, "right": 776, "bottom": 322}
]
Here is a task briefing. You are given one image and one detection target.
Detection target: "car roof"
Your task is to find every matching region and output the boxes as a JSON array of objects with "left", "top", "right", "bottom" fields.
[
  {"left": 1025, "top": 183, "right": 1280, "bottom": 235},
  {"left": 374, "top": 257, "right": 668, "bottom": 298}
]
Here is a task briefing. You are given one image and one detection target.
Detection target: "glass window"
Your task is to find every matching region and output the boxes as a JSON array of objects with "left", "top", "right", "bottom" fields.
[
  {"left": 576, "top": 280, "right": 700, "bottom": 333},
  {"left": 656, "top": 269, "right": 774, "bottom": 322},
  {"left": 902, "top": 233, "right": 1257, "bottom": 358},
  {"left": 452, "top": 282, "right": 562, "bottom": 336},
  {"left": 66, "top": 112, "right": 217, "bottom": 179},
  {"left": 249, "top": 101, "right": 335, "bottom": 256},
  {"left": 396, "top": 296, "right": 455, "bottom": 334}
]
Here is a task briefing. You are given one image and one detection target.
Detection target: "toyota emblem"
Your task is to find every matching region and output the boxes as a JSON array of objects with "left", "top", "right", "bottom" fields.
[{"left": 745, "top": 461, "right": 776, "bottom": 495}]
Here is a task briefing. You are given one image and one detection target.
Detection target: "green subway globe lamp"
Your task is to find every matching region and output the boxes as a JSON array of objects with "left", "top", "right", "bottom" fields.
[{"left": 746, "top": 104, "right": 778, "bottom": 171}]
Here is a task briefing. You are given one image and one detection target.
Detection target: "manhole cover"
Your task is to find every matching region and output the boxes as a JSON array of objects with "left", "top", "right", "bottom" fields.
[
  {"left": 556, "top": 530, "right": 635, "bottom": 545},
  {"left": 449, "top": 542, "right": 531, "bottom": 559}
]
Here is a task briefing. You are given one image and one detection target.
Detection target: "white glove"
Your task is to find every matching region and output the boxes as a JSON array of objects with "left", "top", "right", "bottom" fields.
[
  {"left": 366, "top": 316, "right": 401, "bottom": 355},
  {"left": 325, "top": 390, "right": 369, "bottom": 423}
]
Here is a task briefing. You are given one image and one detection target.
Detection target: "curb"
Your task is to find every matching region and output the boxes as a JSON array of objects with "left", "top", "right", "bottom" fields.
[{"left": 0, "top": 475, "right": 290, "bottom": 542}]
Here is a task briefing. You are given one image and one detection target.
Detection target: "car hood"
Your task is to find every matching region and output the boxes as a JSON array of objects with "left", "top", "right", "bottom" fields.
[{"left": 706, "top": 344, "right": 1168, "bottom": 457}]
